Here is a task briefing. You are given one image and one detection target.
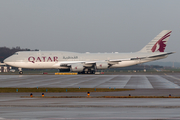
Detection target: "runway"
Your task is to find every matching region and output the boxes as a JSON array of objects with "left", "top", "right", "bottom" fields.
[
  {"left": 0, "top": 74, "right": 180, "bottom": 89},
  {"left": 1, "top": 96, "right": 180, "bottom": 119},
  {"left": 1, "top": 74, "right": 180, "bottom": 119}
]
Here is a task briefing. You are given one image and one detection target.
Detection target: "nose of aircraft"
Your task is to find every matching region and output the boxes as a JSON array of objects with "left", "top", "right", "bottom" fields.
[
  {"left": 3, "top": 57, "right": 11, "bottom": 64},
  {"left": 3, "top": 58, "right": 8, "bottom": 63}
]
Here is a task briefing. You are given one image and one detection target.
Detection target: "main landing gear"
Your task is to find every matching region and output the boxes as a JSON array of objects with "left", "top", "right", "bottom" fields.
[{"left": 78, "top": 69, "right": 95, "bottom": 74}]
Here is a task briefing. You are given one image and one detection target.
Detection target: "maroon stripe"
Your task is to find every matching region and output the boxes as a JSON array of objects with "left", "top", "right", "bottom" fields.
[{"left": 151, "top": 31, "right": 171, "bottom": 52}]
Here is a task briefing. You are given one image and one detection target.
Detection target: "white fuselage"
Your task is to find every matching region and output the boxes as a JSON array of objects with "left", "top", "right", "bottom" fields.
[
  {"left": 3, "top": 30, "right": 174, "bottom": 74},
  {"left": 4, "top": 51, "right": 167, "bottom": 69}
]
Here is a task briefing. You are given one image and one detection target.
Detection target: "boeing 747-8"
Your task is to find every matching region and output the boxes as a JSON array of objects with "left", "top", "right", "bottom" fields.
[{"left": 4, "top": 30, "right": 174, "bottom": 74}]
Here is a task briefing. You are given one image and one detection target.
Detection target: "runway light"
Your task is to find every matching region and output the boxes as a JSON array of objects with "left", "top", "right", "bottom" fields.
[
  {"left": 46, "top": 89, "right": 48, "bottom": 92},
  {"left": 66, "top": 89, "right": 67, "bottom": 92},
  {"left": 129, "top": 94, "right": 131, "bottom": 97},
  {"left": 169, "top": 94, "right": 171, "bottom": 97},
  {"left": 79, "top": 87, "right": 80, "bottom": 89},
  {"left": 95, "top": 89, "right": 96, "bottom": 91},
  {"left": 16, "top": 89, "right": 18, "bottom": 92},
  {"left": 42, "top": 93, "right": 44, "bottom": 97},
  {"left": 87, "top": 92, "right": 90, "bottom": 97},
  {"left": 30, "top": 93, "right": 33, "bottom": 97}
]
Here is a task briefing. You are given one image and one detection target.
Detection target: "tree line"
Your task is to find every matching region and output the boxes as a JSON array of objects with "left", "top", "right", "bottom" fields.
[{"left": 0, "top": 46, "right": 38, "bottom": 62}]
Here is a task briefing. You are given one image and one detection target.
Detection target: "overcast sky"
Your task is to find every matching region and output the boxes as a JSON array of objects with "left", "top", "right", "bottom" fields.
[{"left": 0, "top": 0, "right": 179, "bottom": 62}]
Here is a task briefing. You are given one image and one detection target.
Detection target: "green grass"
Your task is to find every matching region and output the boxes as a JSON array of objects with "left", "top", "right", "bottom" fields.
[{"left": 0, "top": 88, "right": 134, "bottom": 93}]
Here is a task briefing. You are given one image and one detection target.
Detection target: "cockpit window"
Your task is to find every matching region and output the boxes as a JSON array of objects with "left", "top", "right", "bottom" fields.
[{"left": 13, "top": 53, "right": 18, "bottom": 55}]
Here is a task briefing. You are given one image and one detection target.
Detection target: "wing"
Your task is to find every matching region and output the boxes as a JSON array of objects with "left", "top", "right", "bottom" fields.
[
  {"left": 111, "top": 52, "right": 174, "bottom": 62},
  {"left": 59, "top": 52, "right": 175, "bottom": 68}
]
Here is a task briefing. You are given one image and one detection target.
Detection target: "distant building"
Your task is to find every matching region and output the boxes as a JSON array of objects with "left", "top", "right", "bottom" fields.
[{"left": 0, "top": 63, "right": 14, "bottom": 73}]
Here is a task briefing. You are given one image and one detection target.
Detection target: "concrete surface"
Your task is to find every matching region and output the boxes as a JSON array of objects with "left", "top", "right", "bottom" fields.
[
  {"left": 0, "top": 74, "right": 180, "bottom": 89},
  {"left": 1, "top": 74, "right": 180, "bottom": 119},
  {"left": 0, "top": 96, "right": 180, "bottom": 119}
]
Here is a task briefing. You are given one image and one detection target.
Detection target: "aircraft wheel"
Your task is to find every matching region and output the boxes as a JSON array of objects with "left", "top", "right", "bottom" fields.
[
  {"left": 91, "top": 71, "right": 95, "bottom": 74},
  {"left": 88, "top": 69, "right": 93, "bottom": 74},
  {"left": 19, "top": 71, "right": 23, "bottom": 74},
  {"left": 78, "top": 71, "right": 85, "bottom": 74}
]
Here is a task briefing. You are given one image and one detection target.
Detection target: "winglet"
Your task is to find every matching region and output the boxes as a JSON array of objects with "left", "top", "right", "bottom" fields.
[{"left": 139, "top": 30, "right": 172, "bottom": 53}]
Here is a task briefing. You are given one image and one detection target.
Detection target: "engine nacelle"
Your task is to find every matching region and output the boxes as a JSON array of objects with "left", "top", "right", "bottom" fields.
[
  {"left": 96, "top": 62, "right": 109, "bottom": 69},
  {"left": 70, "top": 63, "right": 84, "bottom": 72}
]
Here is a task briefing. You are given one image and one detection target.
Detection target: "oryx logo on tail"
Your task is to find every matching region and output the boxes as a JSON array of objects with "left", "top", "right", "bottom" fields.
[
  {"left": 151, "top": 31, "right": 172, "bottom": 52},
  {"left": 139, "top": 30, "right": 172, "bottom": 53}
]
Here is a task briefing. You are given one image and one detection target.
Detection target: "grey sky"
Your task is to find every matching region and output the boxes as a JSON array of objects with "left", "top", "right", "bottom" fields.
[{"left": 0, "top": 0, "right": 179, "bottom": 62}]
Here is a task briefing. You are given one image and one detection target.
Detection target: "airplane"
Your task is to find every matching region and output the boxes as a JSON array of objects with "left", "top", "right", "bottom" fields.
[{"left": 4, "top": 30, "right": 174, "bottom": 74}]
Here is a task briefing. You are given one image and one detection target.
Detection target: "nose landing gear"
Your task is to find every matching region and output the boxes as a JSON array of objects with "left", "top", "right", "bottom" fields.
[
  {"left": 19, "top": 71, "right": 23, "bottom": 74},
  {"left": 18, "top": 68, "right": 23, "bottom": 74}
]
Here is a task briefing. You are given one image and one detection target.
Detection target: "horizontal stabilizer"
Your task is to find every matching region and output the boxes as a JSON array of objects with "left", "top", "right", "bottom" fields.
[{"left": 148, "top": 52, "right": 175, "bottom": 58}]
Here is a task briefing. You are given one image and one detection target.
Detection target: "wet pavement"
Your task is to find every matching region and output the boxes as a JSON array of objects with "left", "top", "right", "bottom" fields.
[
  {"left": 1, "top": 96, "right": 180, "bottom": 119},
  {"left": 1, "top": 74, "right": 180, "bottom": 119},
  {"left": 0, "top": 74, "right": 180, "bottom": 89}
]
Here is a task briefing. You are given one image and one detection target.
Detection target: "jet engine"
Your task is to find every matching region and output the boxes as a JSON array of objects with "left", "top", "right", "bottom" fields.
[
  {"left": 70, "top": 63, "right": 84, "bottom": 72},
  {"left": 96, "top": 62, "right": 109, "bottom": 69}
]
